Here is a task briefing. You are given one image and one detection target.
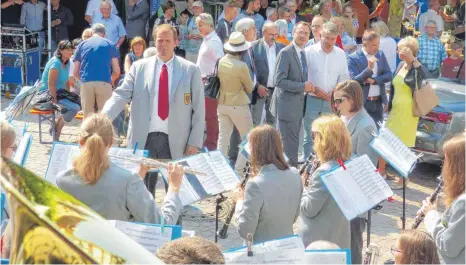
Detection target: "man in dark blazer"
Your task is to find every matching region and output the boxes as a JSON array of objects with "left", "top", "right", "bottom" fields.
[
  {"left": 270, "top": 22, "right": 314, "bottom": 167},
  {"left": 251, "top": 21, "right": 285, "bottom": 126},
  {"left": 348, "top": 30, "right": 392, "bottom": 127}
]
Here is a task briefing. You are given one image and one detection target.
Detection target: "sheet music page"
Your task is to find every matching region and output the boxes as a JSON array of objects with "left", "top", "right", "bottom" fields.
[
  {"left": 371, "top": 127, "right": 418, "bottom": 177},
  {"left": 204, "top": 151, "right": 240, "bottom": 192},
  {"left": 46, "top": 143, "right": 147, "bottom": 186},
  {"left": 109, "top": 220, "right": 172, "bottom": 253},
  {"left": 108, "top": 148, "right": 146, "bottom": 174},
  {"left": 255, "top": 235, "right": 305, "bottom": 253},
  {"left": 185, "top": 154, "right": 224, "bottom": 195},
  {"left": 303, "top": 250, "right": 348, "bottom": 264},
  {"left": 321, "top": 155, "right": 393, "bottom": 220},
  {"left": 224, "top": 249, "right": 304, "bottom": 264},
  {"left": 13, "top": 132, "right": 31, "bottom": 165},
  {"left": 159, "top": 167, "right": 201, "bottom": 206}
]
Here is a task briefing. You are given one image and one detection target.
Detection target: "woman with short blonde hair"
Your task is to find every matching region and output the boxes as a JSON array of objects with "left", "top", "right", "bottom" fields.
[
  {"left": 1, "top": 121, "right": 16, "bottom": 159},
  {"left": 56, "top": 113, "right": 184, "bottom": 224},
  {"left": 298, "top": 115, "right": 351, "bottom": 249},
  {"left": 235, "top": 125, "right": 302, "bottom": 243},
  {"left": 421, "top": 133, "right": 465, "bottom": 264}
]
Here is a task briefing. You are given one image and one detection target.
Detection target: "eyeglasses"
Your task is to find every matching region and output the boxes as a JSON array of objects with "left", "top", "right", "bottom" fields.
[
  {"left": 391, "top": 246, "right": 403, "bottom": 255},
  {"left": 333, "top": 97, "right": 346, "bottom": 105},
  {"left": 9, "top": 144, "right": 18, "bottom": 152}
]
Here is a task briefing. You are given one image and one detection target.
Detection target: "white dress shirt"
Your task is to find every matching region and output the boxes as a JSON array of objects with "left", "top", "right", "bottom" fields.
[
  {"left": 293, "top": 42, "right": 305, "bottom": 69},
  {"left": 196, "top": 30, "right": 224, "bottom": 78},
  {"left": 264, "top": 42, "right": 277, "bottom": 87},
  {"left": 305, "top": 43, "right": 350, "bottom": 95},
  {"left": 362, "top": 49, "right": 381, "bottom": 97},
  {"left": 150, "top": 56, "right": 175, "bottom": 134}
]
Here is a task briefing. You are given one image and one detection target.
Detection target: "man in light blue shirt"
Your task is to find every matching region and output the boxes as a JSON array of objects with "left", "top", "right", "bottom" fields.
[
  {"left": 185, "top": 0, "right": 204, "bottom": 63},
  {"left": 20, "top": 0, "right": 46, "bottom": 56},
  {"left": 92, "top": 1, "right": 126, "bottom": 49},
  {"left": 232, "top": 0, "right": 264, "bottom": 38}
]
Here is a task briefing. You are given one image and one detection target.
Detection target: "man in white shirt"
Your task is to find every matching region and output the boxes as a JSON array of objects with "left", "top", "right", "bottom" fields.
[
  {"left": 196, "top": 13, "right": 224, "bottom": 150},
  {"left": 102, "top": 24, "right": 205, "bottom": 196},
  {"left": 85, "top": 0, "right": 118, "bottom": 25},
  {"left": 303, "top": 22, "right": 350, "bottom": 160},
  {"left": 418, "top": 0, "right": 444, "bottom": 36},
  {"left": 251, "top": 22, "right": 285, "bottom": 126}
]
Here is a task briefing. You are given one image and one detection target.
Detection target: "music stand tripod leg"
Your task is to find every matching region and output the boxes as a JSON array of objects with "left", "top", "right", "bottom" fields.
[
  {"left": 366, "top": 210, "right": 371, "bottom": 247},
  {"left": 215, "top": 194, "right": 225, "bottom": 243},
  {"left": 402, "top": 177, "right": 406, "bottom": 230}
]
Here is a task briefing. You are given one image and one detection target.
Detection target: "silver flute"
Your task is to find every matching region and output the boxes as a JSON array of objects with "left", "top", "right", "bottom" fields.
[{"left": 108, "top": 155, "right": 207, "bottom": 176}]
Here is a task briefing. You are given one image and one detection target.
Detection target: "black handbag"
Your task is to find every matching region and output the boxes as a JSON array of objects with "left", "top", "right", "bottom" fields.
[
  {"left": 56, "top": 89, "right": 81, "bottom": 107},
  {"left": 204, "top": 58, "right": 221, "bottom": 99}
]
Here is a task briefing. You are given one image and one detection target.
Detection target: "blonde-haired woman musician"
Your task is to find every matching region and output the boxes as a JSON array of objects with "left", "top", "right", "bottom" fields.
[
  {"left": 421, "top": 133, "right": 465, "bottom": 264},
  {"left": 235, "top": 125, "right": 303, "bottom": 243},
  {"left": 56, "top": 113, "right": 183, "bottom": 224},
  {"left": 298, "top": 115, "right": 351, "bottom": 248}
]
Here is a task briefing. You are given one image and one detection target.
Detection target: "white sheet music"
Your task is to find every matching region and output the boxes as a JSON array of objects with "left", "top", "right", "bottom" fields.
[
  {"left": 109, "top": 220, "right": 172, "bottom": 253},
  {"left": 303, "top": 250, "right": 348, "bottom": 264},
  {"left": 45, "top": 143, "right": 147, "bottom": 185},
  {"left": 321, "top": 155, "right": 393, "bottom": 220},
  {"left": 161, "top": 151, "right": 240, "bottom": 206},
  {"left": 370, "top": 127, "right": 418, "bottom": 177},
  {"left": 224, "top": 248, "right": 305, "bottom": 264},
  {"left": 13, "top": 132, "right": 32, "bottom": 166}
]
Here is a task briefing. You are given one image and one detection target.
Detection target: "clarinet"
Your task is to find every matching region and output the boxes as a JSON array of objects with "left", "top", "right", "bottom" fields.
[
  {"left": 300, "top": 153, "right": 320, "bottom": 187},
  {"left": 412, "top": 179, "right": 443, "bottom": 229},
  {"left": 217, "top": 163, "right": 252, "bottom": 239}
]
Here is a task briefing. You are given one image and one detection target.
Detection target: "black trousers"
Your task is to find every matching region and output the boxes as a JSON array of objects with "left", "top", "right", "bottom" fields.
[
  {"left": 351, "top": 217, "right": 366, "bottom": 265},
  {"left": 144, "top": 132, "right": 182, "bottom": 224},
  {"left": 228, "top": 126, "right": 241, "bottom": 166},
  {"left": 364, "top": 99, "right": 384, "bottom": 129}
]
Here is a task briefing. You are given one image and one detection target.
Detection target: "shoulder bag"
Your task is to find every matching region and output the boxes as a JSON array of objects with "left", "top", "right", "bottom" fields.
[
  {"left": 204, "top": 58, "right": 221, "bottom": 99},
  {"left": 412, "top": 68, "right": 439, "bottom": 117}
]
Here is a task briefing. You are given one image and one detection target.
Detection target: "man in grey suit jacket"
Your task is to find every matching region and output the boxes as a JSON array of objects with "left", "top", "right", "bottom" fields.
[
  {"left": 270, "top": 22, "right": 315, "bottom": 167},
  {"left": 348, "top": 30, "right": 392, "bottom": 128},
  {"left": 125, "top": 0, "right": 150, "bottom": 40},
  {"left": 102, "top": 24, "right": 205, "bottom": 194},
  {"left": 251, "top": 22, "right": 285, "bottom": 127}
]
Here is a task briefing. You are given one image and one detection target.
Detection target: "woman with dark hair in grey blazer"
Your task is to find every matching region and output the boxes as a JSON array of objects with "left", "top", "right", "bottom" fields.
[
  {"left": 298, "top": 115, "right": 351, "bottom": 249},
  {"left": 331, "top": 80, "right": 378, "bottom": 264},
  {"left": 56, "top": 113, "right": 184, "bottom": 225},
  {"left": 234, "top": 125, "right": 303, "bottom": 243},
  {"left": 421, "top": 133, "right": 465, "bottom": 264}
]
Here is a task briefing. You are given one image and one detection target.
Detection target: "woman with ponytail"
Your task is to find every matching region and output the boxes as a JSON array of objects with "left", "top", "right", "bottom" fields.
[{"left": 56, "top": 113, "right": 183, "bottom": 224}]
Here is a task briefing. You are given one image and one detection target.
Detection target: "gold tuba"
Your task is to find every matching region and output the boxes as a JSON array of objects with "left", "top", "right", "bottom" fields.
[{"left": 0, "top": 158, "right": 163, "bottom": 264}]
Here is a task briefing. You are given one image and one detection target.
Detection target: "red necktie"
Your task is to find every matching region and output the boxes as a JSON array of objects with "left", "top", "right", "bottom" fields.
[{"left": 158, "top": 64, "right": 169, "bottom": 120}]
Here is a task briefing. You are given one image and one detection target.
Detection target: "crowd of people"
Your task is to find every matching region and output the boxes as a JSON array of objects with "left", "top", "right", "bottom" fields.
[{"left": 1, "top": 0, "right": 466, "bottom": 263}]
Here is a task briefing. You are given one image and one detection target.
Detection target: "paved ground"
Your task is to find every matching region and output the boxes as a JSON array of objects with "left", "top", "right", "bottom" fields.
[{"left": 1, "top": 96, "right": 442, "bottom": 263}]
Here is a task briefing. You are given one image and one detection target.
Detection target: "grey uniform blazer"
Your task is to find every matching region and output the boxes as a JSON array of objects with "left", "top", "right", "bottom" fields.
[
  {"left": 298, "top": 160, "right": 351, "bottom": 248},
  {"left": 102, "top": 56, "right": 205, "bottom": 159},
  {"left": 56, "top": 163, "right": 182, "bottom": 224},
  {"left": 270, "top": 44, "right": 306, "bottom": 122},
  {"left": 425, "top": 193, "right": 465, "bottom": 264},
  {"left": 347, "top": 109, "right": 378, "bottom": 167},
  {"left": 236, "top": 164, "right": 303, "bottom": 243}
]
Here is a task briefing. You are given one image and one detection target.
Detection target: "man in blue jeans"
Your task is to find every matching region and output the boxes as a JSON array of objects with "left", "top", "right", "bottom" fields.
[{"left": 73, "top": 23, "right": 121, "bottom": 118}]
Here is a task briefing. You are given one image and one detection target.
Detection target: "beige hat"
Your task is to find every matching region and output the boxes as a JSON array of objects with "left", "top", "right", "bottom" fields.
[
  {"left": 224, "top": 32, "right": 251, "bottom": 52},
  {"left": 192, "top": 1, "right": 203, "bottom": 7}
]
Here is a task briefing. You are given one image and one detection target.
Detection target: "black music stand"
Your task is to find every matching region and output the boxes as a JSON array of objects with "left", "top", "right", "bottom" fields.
[{"left": 402, "top": 177, "right": 406, "bottom": 229}]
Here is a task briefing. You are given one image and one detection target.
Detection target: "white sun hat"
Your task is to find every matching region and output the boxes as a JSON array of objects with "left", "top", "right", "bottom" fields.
[{"left": 223, "top": 32, "right": 251, "bottom": 53}]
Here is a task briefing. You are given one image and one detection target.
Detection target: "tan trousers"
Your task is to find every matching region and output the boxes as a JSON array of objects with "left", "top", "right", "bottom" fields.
[
  {"left": 81, "top": 81, "right": 113, "bottom": 118},
  {"left": 217, "top": 104, "right": 253, "bottom": 173}
]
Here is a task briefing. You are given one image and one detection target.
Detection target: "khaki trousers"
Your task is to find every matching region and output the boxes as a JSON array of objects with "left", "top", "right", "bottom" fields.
[
  {"left": 217, "top": 104, "right": 253, "bottom": 173},
  {"left": 81, "top": 81, "right": 113, "bottom": 118}
]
